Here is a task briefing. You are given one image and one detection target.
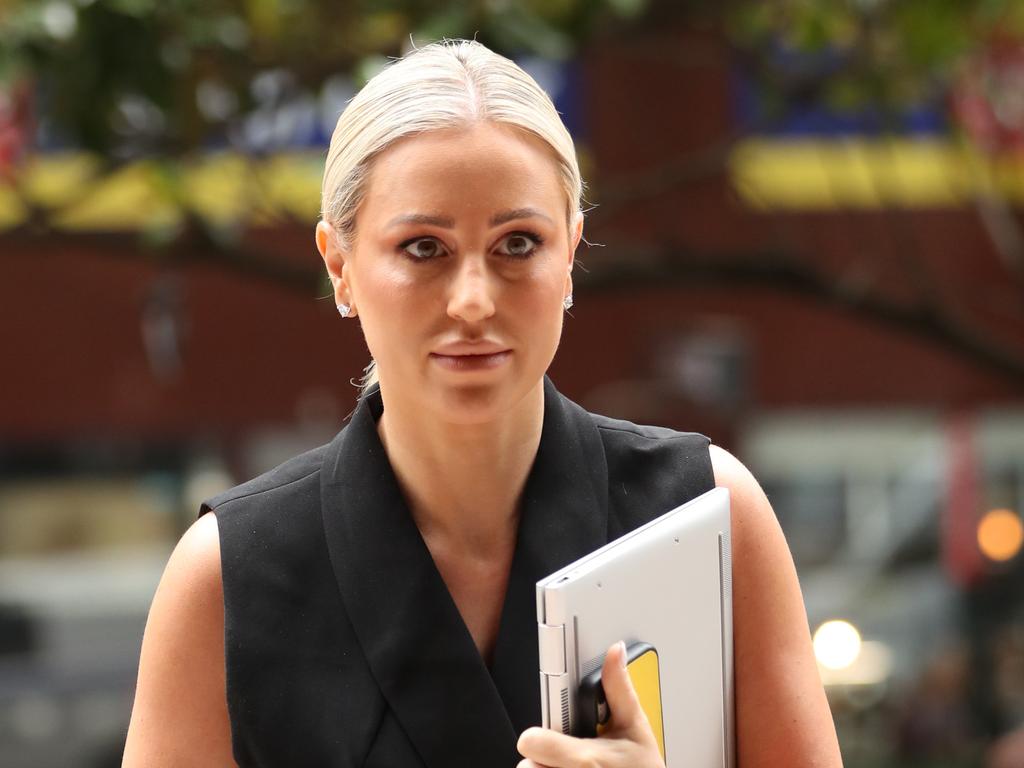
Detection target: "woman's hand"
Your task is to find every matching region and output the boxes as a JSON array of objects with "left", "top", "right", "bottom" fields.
[{"left": 517, "top": 641, "right": 665, "bottom": 768}]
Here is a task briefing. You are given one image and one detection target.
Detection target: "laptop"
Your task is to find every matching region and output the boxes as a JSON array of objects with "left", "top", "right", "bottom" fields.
[{"left": 536, "top": 487, "right": 735, "bottom": 768}]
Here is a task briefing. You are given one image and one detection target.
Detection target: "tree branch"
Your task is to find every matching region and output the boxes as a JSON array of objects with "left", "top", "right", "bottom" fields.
[
  {"left": 577, "top": 244, "right": 1024, "bottom": 385},
  {"left": 0, "top": 224, "right": 322, "bottom": 296}
]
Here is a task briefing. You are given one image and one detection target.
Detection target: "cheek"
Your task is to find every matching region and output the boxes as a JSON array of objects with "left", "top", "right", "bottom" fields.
[
  {"left": 519, "top": 257, "right": 569, "bottom": 309},
  {"left": 355, "top": 261, "right": 427, "bottom": 319},
  {"left": 516, "top": 281, "right": 562, "bottom": 318},
  {"left": 350, "top": 261, "right": 428, "bottom": 361},
  {"left": 361, "top": 258, "right": 419, "bottom": 294},
  {"left": 509, "top": 266, "right": 567, "bottom": 340}
]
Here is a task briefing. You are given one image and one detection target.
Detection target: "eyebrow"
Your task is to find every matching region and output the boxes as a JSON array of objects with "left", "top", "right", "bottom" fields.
[
  {"left": 385, "top": 207, "right": 555, "bottom": 230},
  {"left": 491, "top": 207, "right": 555, "bottom": 227}
]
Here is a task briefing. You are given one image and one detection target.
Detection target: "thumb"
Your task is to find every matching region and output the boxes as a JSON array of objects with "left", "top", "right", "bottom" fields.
[{"left": 601, "top": 641, "right": 644, "bottom": 732}]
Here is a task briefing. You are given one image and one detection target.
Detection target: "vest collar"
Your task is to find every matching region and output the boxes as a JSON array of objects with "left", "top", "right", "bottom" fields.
[{"left": 319, "top": 375, "right": 609, "bottom": 767}]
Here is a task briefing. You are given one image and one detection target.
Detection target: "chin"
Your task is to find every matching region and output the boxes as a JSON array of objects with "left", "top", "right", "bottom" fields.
[{"left": 427, "top": 374, "right": 539, "bottom": 427}]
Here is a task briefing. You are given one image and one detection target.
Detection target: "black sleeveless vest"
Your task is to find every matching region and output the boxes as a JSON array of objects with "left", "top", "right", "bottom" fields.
[{"left": 199, "top": 376, "right": 715, "bottom": 767}]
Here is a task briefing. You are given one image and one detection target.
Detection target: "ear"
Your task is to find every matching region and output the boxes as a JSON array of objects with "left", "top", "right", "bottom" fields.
[
  {"left": 569, "top": 211, "right": 584, "bottom": 269},
  {"left": 315, "top": 221, "right": 358, "bottom": 318},
  {"left": 566, "top": 211, "right": 583, "bottom": 296}
]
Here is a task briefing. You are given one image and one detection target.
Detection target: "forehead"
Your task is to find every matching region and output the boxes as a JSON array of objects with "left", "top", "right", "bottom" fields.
[{"left": 359, "top": 123, "right": 565, "bottom": 227}]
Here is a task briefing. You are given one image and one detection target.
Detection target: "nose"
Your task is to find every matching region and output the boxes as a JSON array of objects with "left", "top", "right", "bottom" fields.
[{"left": 446, "top": 255, "right": 496, "bottom": 324}]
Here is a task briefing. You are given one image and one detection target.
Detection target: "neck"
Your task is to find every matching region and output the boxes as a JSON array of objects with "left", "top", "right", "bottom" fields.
[{"left": 375, "top": 381, "right": 545, "bottom": 558}]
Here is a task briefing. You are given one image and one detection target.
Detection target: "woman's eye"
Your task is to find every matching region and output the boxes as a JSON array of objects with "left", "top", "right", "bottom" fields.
[
  {"left": 400, "top": 237, "right": 447, "bottom": 261},
  {"left": 497, "top": 232, "right": 543, "bottom": 259}
]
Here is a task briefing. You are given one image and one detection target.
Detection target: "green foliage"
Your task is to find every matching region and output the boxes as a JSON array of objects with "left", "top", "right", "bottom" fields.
[
  {"left": 727, "top": 0, "right": 1024, "bottom": 121},
  {"left": 0, "top": 0, "right": 631, "bottom": 155},
  {"left": 2, "top": 0, "right": 1021, "bottom": 176}
]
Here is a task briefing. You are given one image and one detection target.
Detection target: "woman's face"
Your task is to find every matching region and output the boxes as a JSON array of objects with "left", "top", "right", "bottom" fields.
[{"left": 319, "top": 122, "right": 582, "bottom": 424}]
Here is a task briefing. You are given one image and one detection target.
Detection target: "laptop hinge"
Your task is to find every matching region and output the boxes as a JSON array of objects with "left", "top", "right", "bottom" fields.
[{"left": 538, "top": 622, "right": 566, "bottom": 675}]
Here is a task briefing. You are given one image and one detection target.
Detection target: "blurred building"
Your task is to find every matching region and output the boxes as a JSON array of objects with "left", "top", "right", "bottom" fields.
[{"left": 1, "top": 17, "right": 1023, "bottom": 768}]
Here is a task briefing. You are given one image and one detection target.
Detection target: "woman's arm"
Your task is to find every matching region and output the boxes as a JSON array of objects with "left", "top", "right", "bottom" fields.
[
  {"left": 122, "top": 512, "right": 237, "bottom": 767},
  {"left": 519, "top": 445, "right": 845, "bottom": 768},
  {"left": 711, "top": 444, "right": 844, "bottom": 767}
]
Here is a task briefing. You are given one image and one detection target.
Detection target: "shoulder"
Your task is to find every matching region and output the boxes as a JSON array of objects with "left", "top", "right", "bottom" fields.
[
  {"left": 200, "top": 441, "right": 329, "bottom": 517},
  {"left": 709, "top": 444, "right": 772, "bottom": 526},
  {"left": 166, "top": 511, "right": 224, "bottom": 594},
  {"left": 589, "top": 410, "right": 710, "bottom": 445},
  {"left": 577, "top": 408, "right": 716, "bottom": 532},
  {"left": 588, "top": 411, "right": 713, "bottom": 475},
  {"left": 123, "top": 513, "right": 236, "bottom": 766}
]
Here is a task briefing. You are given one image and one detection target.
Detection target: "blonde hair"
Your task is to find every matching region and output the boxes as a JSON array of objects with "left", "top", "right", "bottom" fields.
[{"left": 320, "top": 38, "right": 585, "bottom": 394}]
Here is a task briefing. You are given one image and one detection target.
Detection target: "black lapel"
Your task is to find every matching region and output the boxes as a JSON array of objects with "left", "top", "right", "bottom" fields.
[
  {"left": 320, "top": 389, "right": 519, "bottom": 768},
  {"left": 488, "top": 376, "right": 610, "bottom": 736},
  {"left": 318, "top": 376, "right": 609, "bottom": 765}
]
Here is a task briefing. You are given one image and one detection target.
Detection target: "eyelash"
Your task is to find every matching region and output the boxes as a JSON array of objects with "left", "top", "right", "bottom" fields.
[{"left": 397, "top": 231, "right": 545, "bottom": 262}]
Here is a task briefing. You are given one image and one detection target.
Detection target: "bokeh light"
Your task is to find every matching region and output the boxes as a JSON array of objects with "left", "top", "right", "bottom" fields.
[
  {"left": 977, "top": 508, "right": 1024, "bottom": 562},
  {"left": 814, "top": 620, "right": 863, "bottom": 671}
]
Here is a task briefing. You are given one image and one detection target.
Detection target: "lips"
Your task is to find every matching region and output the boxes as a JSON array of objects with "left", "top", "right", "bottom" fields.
[
  {"left": 429, "top": 341, "right": 512, "bottom": 371},
  {"left": 431, "top": 340, "right": 510, "bottom": 356}
]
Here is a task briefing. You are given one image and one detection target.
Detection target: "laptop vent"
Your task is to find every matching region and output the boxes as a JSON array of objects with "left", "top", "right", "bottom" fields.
[
  {"left": 719, "top": 531, "right": 733, "bottom": 603},
  {"left": 559, "top": 686, "right": 571, "bottom": 733},
  {"left": 581, "top": 653, "right": 604, "bottom": 678}
]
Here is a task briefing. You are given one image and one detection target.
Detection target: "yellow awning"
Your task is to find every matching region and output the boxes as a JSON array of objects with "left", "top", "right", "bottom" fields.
[{"left": 2, "top": 139, "right": 1022, "bottom": 232}]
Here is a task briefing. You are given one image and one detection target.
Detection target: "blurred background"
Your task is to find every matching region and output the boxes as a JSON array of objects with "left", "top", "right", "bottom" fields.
[{"left": 2, "top": 0, "right": 1023, "bottom": 765}]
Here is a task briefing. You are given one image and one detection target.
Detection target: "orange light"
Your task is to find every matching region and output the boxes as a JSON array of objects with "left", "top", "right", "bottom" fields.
[{"left": 978, "top": 509, "right": 1024, "bottom": 562}]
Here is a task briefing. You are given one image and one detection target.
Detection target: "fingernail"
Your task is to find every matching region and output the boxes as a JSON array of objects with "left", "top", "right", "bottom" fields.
[{"left": 617, "top": 641, "right": 627, "bottom": 669}]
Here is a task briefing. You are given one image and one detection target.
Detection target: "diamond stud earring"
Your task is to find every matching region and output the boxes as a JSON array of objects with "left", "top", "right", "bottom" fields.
[
  {"left": 563, "top": 294, "right": 573, "bottom": 311},
  {"left": 337, "top": 303, "right": 351, "bottom": 318}
]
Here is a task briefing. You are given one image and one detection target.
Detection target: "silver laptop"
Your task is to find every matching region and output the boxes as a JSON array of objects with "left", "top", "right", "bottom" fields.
[{"left": 536, "top": 487, "right": 735, "bottom": 768}]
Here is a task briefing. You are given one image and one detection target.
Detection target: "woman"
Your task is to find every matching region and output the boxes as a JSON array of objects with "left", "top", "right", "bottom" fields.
[{"left": 123, "top": 39, "right": 843, "bottom": 767}]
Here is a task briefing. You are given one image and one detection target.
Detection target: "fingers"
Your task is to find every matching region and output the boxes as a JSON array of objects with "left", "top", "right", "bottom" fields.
[
  {"left": 600, "top": 641, "right": 644, "bottom": 731},
  {"left": 518, "top": 643, "right": 663, "bottom": 768},
  {"left": 518, "top": 726, "right": 594, "bottom": 768},
  {"left": 518, "top": 720, "right": 663, "bottom": 768}
]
